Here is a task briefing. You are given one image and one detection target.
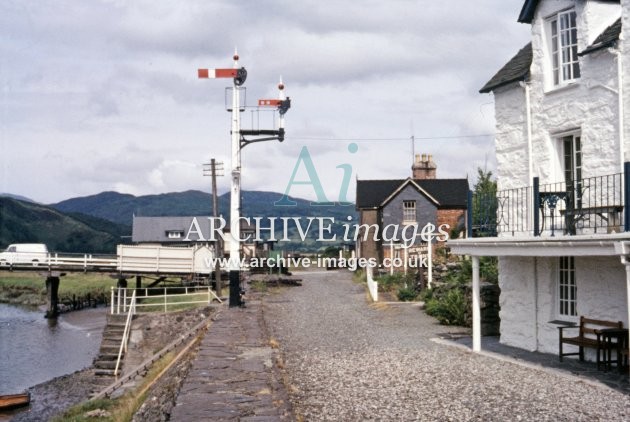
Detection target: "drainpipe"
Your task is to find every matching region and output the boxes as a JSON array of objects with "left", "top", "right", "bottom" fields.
[
  {"left": 521, "top": 81, "right": 534, "bottom": 228},
  {"left": 521, "top": 81, "right": 534, "bottom": 182},
  {"left": 616, "top": 44, "right": 625, "bottom": 174}
]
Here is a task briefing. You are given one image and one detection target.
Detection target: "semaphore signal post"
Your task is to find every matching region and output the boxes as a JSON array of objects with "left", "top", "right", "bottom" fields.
[{"left": 198, "top": 50, "right": 290, "bottom": 307}]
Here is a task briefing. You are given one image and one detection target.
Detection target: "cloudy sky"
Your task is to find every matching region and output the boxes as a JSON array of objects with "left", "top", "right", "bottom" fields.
[{"left": 1, "top": 0, "right": 531, "bottom": 204}]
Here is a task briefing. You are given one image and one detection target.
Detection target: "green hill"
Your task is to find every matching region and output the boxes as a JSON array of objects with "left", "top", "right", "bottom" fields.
[
  {"left": 0, "top": 197, "right": 129, "bottom": 253},
  {"left": 52, "top": 190, "right": 358, "bottom": 251}
]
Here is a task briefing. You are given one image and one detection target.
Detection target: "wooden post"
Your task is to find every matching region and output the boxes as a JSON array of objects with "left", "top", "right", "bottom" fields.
[
  {"left": 211, "top": 158, "right": 223, "bottom": 296},
  {"left": 45, "top": 276, "right": 60, "bottom": 318},
  {"left": 136, "top": 275, "right": 142, "bottom": 289}
]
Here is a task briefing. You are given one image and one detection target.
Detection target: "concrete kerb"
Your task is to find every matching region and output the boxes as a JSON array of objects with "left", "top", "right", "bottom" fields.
[{"left": 431, "top": 337, "right": 620, "bottom": 394}]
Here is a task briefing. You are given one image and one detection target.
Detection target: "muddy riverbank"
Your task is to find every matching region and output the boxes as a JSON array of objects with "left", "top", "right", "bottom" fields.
[{"left": 6, "top": 306, "right": 215, "bottom": 421}]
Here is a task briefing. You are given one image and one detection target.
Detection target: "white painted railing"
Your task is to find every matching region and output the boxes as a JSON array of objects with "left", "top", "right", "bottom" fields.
[
  {"left": 114, "top": 289, "right": 136, "bottom": 378},
  {"left": 111, "top": 286, "right": 222, "bottom": 314},
  {"left": 0, "top": 252, "right": 118, "bottom": 271},
  {"left": 366, "top": 266, "right": 378, "bottom": 302}
]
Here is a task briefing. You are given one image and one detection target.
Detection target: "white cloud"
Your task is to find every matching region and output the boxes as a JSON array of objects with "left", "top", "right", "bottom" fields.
[{"left": 0, "top": 0, "right": 530, "bottom": 203}]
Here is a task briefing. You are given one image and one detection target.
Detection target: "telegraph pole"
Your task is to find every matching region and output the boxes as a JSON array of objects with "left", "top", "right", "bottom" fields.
[{"left": 203, "top": 159, "right": 224, "bottom": 294}]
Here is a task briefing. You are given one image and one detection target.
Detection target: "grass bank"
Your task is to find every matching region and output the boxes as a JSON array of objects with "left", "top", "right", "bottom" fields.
[
  {"left": 0, "top": 271, "right": 118, "bottom": 306},
  {"left": 52, "top": 351, "right": 178, "bottom": 422}
]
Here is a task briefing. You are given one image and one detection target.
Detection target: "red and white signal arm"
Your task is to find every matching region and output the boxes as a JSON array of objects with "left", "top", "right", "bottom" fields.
[
  {"left": 258, "top": 99, "right": 282, "bottom": 107},
  {"left": 197, "top": 68, "right": 237, "bottom": 79}
]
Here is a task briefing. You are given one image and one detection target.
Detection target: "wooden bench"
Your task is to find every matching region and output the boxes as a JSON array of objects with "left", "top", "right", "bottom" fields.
[{"left": 558, "top": 316, "right": 623, "bottom": 368}]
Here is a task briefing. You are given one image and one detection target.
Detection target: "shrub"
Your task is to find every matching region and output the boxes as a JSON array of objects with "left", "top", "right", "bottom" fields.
[
  {"left": 375, "top": 271, "right": 419, "bottom": 292},
  {"left": 424, "top": 287, "right": 467, "bottom": 326},
  {"left": 397, "top": 286, "right": 418, "bottom": 302}
]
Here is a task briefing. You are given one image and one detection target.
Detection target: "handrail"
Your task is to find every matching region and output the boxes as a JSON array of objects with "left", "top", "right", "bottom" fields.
[
  {"left": 111, "top": 286, "right": 222, "bottom": 314},
  {"left": 114, "top": 289, "right": 136, "bottom": 378}
]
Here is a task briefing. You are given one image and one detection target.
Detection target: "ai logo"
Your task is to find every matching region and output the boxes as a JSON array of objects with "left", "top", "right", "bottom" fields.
[{"left": 275, "top": 143, "right": 358, "bottom": 206}]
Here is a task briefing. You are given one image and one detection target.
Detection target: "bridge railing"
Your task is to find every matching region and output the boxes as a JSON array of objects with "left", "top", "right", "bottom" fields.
[{"left": 111, "top": 286, "right": 222, "bottom": 314}]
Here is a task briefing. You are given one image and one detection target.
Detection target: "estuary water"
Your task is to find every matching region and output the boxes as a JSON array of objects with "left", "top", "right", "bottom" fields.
[{"left": 0, "top": 303, "right": 105, "bottom": 395}]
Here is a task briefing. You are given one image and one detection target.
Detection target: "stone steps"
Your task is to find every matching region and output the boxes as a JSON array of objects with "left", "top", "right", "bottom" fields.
[{"left": 93, "top": 314, "right": 131, "bottom": 377}]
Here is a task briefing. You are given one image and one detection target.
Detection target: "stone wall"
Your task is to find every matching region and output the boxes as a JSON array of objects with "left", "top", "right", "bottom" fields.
[
  {"left": 381, "top": 183, "right": 438, "bottom": 245},
  {"left": 427, "top": 262, "right": 501, "bottom": 336}
]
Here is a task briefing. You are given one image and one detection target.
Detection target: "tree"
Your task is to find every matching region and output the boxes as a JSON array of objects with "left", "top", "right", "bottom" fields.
[{"left": 472, "top": 167, "right": 497, "bottom": 237}]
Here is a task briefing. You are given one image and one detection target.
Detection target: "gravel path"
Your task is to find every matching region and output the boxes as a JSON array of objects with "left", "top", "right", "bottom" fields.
[{"left": 264, "top": 270, "right": 630, "bottom": 421}]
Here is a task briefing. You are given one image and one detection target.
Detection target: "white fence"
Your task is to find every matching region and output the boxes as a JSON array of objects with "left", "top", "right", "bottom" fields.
[
  {"left": 111, "top": 286, "right": 221, "bottom": 314},
  {"left": 366, "top": 266, "right": 378, "bottom": 302}
]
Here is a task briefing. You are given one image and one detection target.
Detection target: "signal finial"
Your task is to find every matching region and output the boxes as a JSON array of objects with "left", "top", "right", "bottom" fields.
[{"left": 233, "top": 47, "right": 239, "bottom": 62}]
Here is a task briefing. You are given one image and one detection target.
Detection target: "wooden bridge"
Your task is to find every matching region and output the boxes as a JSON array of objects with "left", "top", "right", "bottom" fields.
[{"left": 0, "top": 245, "right": 223, "bottom": 318}]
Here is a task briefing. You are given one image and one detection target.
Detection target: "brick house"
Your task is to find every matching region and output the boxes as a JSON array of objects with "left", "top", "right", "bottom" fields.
[{"left": 355, "top": 154, "right": 468, "bottom": 265}]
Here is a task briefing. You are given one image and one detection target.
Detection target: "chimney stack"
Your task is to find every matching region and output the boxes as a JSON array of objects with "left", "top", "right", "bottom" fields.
[{"left": 412, "top": 153, "right": 437, "bottom": 179}]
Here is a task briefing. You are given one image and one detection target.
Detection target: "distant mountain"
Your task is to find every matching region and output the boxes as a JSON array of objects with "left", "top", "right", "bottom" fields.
[
  {"left": 0, "top": 193, "right": 36, "bottom": 203},
  {"left": 0, "top": 197, "right": 129, "bottom": 253},
  {"left": 51, "top": 190, "right": 358, "bottom": 251},
  {"left": 52, "top": 190, "right": 357, "bottom": 224}
]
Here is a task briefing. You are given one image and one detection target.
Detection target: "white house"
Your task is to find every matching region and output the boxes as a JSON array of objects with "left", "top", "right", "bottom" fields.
[{"left": 449, "top": 0, "right": 630, "bottom": 358}]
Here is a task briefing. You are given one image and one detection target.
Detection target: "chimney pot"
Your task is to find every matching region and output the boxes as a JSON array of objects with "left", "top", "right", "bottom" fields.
[{"left": 422, "top": 153, "right": 427, "bottom": 161}]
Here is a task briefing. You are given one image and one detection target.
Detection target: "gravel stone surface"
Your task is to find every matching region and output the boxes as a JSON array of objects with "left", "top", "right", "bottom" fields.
[{"left": 264, "top": 270, "right": 630, "bottom": 421}]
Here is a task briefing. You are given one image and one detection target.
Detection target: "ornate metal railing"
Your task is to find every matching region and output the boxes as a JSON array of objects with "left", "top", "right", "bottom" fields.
[{"left": 469, "top": 166, "right": 629, "bottom": 238}]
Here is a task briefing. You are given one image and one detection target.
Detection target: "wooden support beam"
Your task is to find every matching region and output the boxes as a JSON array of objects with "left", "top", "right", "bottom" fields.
[{"left": 45, "top": 276, "right": 60, "bottom": 319}]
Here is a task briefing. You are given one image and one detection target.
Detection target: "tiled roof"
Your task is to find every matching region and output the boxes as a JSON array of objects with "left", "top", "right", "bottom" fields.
[
  {"left": 356, "top": 178, "right": 469, "bottom": 209},
  {"left": 479, "top": 43, "right": 532, "bottom": 93},
  {"left": 132, "top": 216, "right": 255, "bottom": 243},
  {"left": 132, "top": 216, "right": 210, "bottom": 243},
  {"left": 580, "top": 18, "right": 622, "bottom": 56}
]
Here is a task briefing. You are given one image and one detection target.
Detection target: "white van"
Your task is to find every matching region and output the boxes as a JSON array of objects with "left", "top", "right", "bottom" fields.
[{"left": 0, "top": 243, "right": 49, "bottom": 266}]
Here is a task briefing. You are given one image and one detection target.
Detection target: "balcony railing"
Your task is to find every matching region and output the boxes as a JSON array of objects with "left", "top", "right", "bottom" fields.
[{"left": 469, "top": 164, "right": 630, "bottom": 238}]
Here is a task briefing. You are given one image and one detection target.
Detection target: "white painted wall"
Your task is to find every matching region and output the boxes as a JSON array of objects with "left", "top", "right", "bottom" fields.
[
  {"left": 493, "top": 1, "right": 623, "bottom": 190},
  {"left": 494, "top": 85, "right": 528, "bottom": 192},
  {"left": 492, "top": 0, "right": 628, "bottom": 358},
  {"left": 498, "top": 257, "right": 537, "bottom": 351},
  {"left": 499, "top": 255, "right": 628, "bottom": 359},
  {"left": 623, "top": 0, "right": 630, "bottom": 161}
]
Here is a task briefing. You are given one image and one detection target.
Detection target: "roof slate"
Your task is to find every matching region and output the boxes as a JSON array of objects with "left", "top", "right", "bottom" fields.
[
  {"left": 580, "top": 18, "right": 621, "bottom": 56},
  {"left": 356, "top": 178, "right": 469, "bottom": 210},
  {"left": 479, "top": 43, "right": 532, "bottom": 93},
  {"left": 132, "top": 216, "right": 210, "bottom": 243}
]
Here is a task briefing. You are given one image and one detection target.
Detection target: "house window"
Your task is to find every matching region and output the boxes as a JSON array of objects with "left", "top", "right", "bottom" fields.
[
  {"left": 558, "top": 256, "right": 577, "bottom": 317},
  {"left": 561, "top": 133, "right": 582, "bottom": 208},
  {"left": 166, "top": 230, "right": 184, "bottom": 239},
  {"left": 548, "top": 9, "right": 580, "bottom": 86},
  {"left": 403, "top": 201, "right": 416, "bottom": 223}
]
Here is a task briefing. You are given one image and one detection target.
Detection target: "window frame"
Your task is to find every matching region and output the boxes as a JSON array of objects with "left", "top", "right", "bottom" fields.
[
  {"left": 166, "top": 230, "right": 184, "bottom": 239},
  {"left": 402, "top": 200, "right": 416, "bottom": 224},
  {"left": 558, "top": 256, "right": 577, "bottom": 319},
  {"left": 546, "top": 8, "right": 580, "bottom": 87}
]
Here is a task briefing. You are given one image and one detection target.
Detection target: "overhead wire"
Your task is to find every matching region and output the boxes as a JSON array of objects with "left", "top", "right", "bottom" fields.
[{"left": 288, "top": 133, "right": 496, "bottom": 142}]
